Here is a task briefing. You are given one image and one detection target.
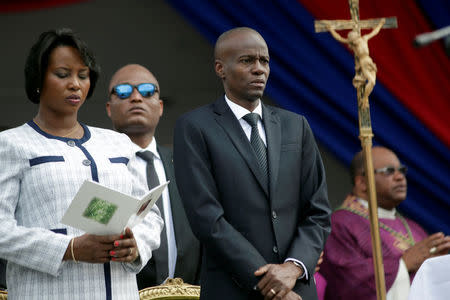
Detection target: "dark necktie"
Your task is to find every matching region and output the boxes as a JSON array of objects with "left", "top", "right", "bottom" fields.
[
  {"left": 136, "top": 150, "right": 168, "bottom": 280},
  {"left": 242, "top": 113, "right": 268, "bottom": 188}
]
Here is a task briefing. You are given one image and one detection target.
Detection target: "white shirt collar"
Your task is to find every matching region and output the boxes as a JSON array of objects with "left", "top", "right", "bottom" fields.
[
  {"left": 225, "top": 95, "right": 263, "bottom": 121},
  {"left": 138, "top": 137, "right": 160, "bottom": 160},
  {"left": 357, "top": 198, "right": 397, "bottom": 220}
]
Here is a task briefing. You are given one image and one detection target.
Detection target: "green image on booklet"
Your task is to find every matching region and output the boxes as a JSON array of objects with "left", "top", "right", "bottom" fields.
[{"left": 83, "top": 197, "right": 118, "bottom": 225}]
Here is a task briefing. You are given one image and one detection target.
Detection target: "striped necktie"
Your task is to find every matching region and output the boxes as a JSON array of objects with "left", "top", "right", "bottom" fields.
[{"left": 242, "top": 113, "right": 268, "bottom": 188}]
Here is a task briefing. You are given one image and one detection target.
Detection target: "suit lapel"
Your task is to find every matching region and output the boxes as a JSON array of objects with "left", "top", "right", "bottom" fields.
[
  {"left": 158, "top": 146, "right": 180, "bottom": 260},
  {"left": 213, "top": 97, "right": 269, "bottom": 196},
  {"left": 158, "top": 145, "right": 189, "bottom": 275},
  {"left": 262, "top": 105, "right": 281, "bottom": 200}
]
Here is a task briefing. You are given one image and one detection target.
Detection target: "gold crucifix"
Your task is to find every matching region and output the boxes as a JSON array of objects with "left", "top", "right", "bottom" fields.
[
  {"left": 315, "top": 1, "right": 397, "bottom": 300},
  {"left": 315, "top": 0, "right": 397, "bottom": 109}
]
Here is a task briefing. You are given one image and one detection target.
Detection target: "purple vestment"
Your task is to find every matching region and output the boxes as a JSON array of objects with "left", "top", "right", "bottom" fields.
[
  {"left": 319, "top": 198, "right": 428, "bottom": 300},
  {"left": 315, "top": 272, "right": 326, "bottom": 300}
]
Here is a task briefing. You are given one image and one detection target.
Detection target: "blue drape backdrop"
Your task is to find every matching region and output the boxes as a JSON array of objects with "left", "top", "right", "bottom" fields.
[{"left": 166, "top": 0, "right": 450, "bottom": 235}]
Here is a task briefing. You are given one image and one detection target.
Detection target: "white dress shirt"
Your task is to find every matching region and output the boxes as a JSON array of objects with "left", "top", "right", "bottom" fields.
[
  {"left": 225, "top": 95, "right": 308, "bottom": 280},
  {"left": 137, "top": 138, "right": 177, "bottom": 279},
  {"left": 225, "top": 95, "right": 267, "bottom": 145}
]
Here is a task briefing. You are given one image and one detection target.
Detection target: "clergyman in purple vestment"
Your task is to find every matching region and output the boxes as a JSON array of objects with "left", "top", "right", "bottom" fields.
[{"left": 319, "top": 147, "right": 450, "bottom": 300}]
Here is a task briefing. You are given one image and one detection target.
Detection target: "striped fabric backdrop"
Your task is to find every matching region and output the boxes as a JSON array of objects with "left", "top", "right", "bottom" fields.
[
  {"left": 1, "top": 0, "right": 448, "bottom": 234},
  {"left": 165, "top": 0, "right": 450, "bottom": 234}
]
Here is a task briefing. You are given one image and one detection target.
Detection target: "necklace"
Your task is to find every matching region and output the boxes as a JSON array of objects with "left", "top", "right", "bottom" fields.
[
  {"left": 61, "top": 123, "right": 80, "bottom": 137},
  {"left": 338, "top": 200, "right": 416, "bottom": 249},
  {"left": 33, "top": 119, "right": 80, "bottom": 138}
]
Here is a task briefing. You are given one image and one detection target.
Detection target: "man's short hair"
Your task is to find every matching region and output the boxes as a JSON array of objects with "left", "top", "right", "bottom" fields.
[
  {"left": 349, "top": 150, "right": 364, "bottom": 186},
  {"left": 214, "top": 27, "right": 263, "bottom": 60}
]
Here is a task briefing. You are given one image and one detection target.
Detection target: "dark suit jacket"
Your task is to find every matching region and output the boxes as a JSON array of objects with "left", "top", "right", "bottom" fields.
[
  {"left": 0, "top": 259, "right": 5, "bottom": 289},
  {"left": 173, "top": 97, "right": 331, "bottom": 299},
  {"left": 137, "top": 145, "right": 201, "bottom": 289}
]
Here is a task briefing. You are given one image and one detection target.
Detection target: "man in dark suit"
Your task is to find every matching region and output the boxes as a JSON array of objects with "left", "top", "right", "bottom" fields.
[
  {"left": 106, "top": 64, "right": 201, "bottom": 289},
  {"left": 173, "top": 27, "right": 331, "bottom": 300}
]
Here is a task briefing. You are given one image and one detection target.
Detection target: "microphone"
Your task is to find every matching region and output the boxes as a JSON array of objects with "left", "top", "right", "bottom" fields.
[{"left": 414, "top": 25, "right": 450, "bottom": 47}]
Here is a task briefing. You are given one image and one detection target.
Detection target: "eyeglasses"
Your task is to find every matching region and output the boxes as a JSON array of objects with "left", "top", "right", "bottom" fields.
[
  {"left": 111, "top": 83, "right": 158, "bottom": 99},
  {"left": 374, "top": 165, "right": 408, "bottom": 176}
]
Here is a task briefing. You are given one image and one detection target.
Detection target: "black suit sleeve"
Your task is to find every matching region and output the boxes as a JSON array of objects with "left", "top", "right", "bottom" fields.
[{"left": 174, "top": 116, "right": 267, "bottom": 291}]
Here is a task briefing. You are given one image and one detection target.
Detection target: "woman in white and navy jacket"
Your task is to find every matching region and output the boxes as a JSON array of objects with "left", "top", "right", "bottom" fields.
[{"left": 0, "top": 28, "right": 163, "bottom": 300}]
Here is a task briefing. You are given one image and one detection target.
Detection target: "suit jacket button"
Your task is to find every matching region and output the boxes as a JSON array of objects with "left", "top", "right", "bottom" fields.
[
  {"left": 272, "top": 211, "right": 277, "bottom": 219},
  {"left": 273, "top": 246, "right": 278, "bottom": 253},
  {"left": 82, "top": 159, "right": 91, "bottom": 166}
]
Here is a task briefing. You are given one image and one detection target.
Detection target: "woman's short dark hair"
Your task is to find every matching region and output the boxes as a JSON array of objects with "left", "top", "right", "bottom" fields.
[{"left": 24, "top": 28, "right": 100, "bottom": 104}]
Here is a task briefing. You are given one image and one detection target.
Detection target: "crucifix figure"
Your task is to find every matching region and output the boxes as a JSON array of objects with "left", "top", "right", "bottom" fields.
[
  {"left": 315, "top": 0, "right": 397, "bottom": 109},
  {"left": 327, "top": 19, "right": 385, "bottom": 108},
  {"left": 315, "top": 1, "right": 397, "bottom": 300}
]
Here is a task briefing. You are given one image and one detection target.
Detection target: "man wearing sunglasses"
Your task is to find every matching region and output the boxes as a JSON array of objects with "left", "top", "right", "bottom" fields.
[
  {"left": 319, "top": 146, "right": 450, "bottom": 300},
  {"left": 106, "top": 64, "right": 201, "bottom": 289}
]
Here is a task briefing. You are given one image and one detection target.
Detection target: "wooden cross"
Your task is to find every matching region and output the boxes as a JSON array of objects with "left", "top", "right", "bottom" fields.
[
  {"left": 315, "top": 0, "right": 397, "bottom": 34},
  {"left": 314, "top": 2, "right": 397, "bottom": 300},
  {"left": 315, "top": 0, "right": 397, "bottom": 108}
]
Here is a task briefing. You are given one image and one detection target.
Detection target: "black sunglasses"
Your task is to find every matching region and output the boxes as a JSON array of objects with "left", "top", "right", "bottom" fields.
[
  {"left": 374, "top": 165, "right": 408, "bottom": 176},
  {"left": 111, "top": 83, "right": 158, "bottom": 99}
]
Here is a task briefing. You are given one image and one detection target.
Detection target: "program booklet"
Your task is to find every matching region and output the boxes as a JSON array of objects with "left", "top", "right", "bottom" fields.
[{"left": 61, "top": 180, "right": 169, "bottom": 235}]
